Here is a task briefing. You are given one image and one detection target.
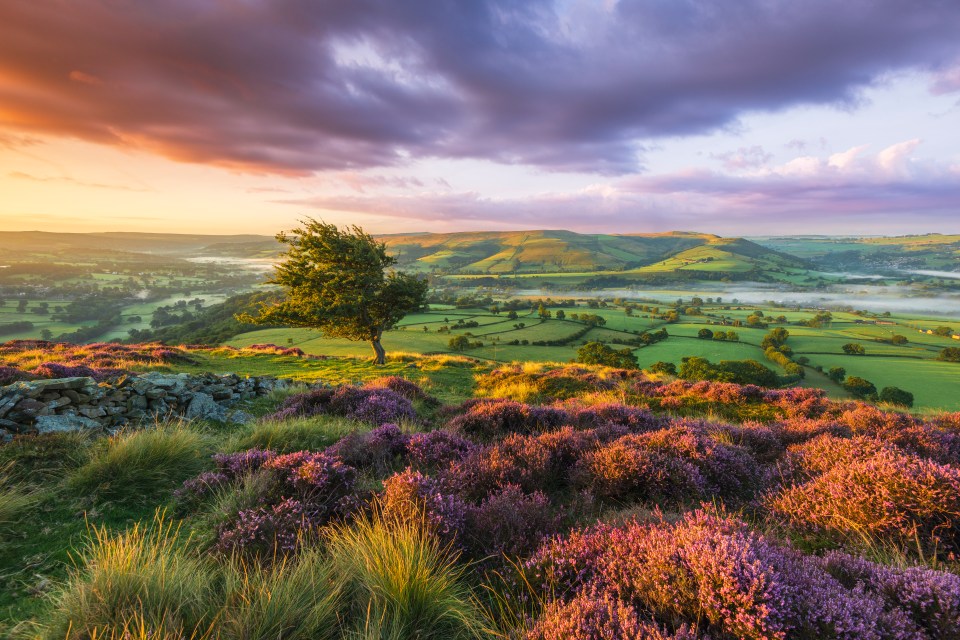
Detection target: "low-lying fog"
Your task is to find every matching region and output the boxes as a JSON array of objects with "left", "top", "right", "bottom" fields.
[
  {"left": 186, "top": 256, "right": 275, "bottom": 272},
  {"left": 904, "top": 269, "right": 960, "bottom": 280},
  {"left": 518, "top": 283, "right": 960, "bottom": 317}
]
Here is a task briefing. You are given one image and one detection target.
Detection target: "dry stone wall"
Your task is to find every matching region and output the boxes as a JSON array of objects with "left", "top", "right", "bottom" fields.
[{"left": 0, "top": 371, "right": 288, "bottom": 438}]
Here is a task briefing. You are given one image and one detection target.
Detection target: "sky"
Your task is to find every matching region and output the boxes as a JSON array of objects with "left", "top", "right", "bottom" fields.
[{"left": 1, "top": 0, "right": 959, "bottom": 237}]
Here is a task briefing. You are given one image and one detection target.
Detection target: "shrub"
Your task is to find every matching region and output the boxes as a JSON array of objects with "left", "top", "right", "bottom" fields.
[
  {"left": 69, "top": 424, "right": 211, "bottom": 503},
  {"left": 381, "top": 469, "right": 468, "bottom": 543},
  {"left": 843, "top": 376, "right": 877, "bottom": 399},
  {"left": 364, "top": 375, "right": 438, "bottom": 404},
  {"left": 326, "top": 508, "right": 490, "bottom": 639},
  {"left": 447, "top": 399, "right": 567, "bottom": 440},
  {"left": 878, "top": 386, "right": 914, "bottom": 408},
  {"left": 265, "top": 385, "right": 416, "bottom": 426},
  {"left": 938, "top": 347, "right": 960, "bottom": 362},
  {"left": 407, "top": 430, "right": 477, "bottom": 470},
  {"left": 325, "top": 422, "right": 410, "bottom": 471},
  {"left": 525, "top": 508, "right": 911, "bottom": 640},
  {"left": 0, "top": 364, "right": 36, "bottom": 385},
  {"left": 767, "top": 446, "right": 960, "bottom": 558},
  {"left": 576, "top": 342, "right": 638, "bottom": 369},
  {"left": 648, "top": 361, "right": 676, "bottom": 376},
  {"left": 464, "top": 485, "right": 558, "bottom": 559}
]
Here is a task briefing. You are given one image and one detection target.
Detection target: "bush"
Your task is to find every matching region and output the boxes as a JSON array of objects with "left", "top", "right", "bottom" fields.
[
  {"left": 69, "top": 424, "right": 212, "bottom": 503},
  {"left": 525, "top": 507, "right": 918, "bottom": 640},
  {"left": 767, "top": 446, "right": 960, "bottom": 558},
  {"left": 843, "top": 376, "right": 877, "bottom": 399},
  {"left": 648, "top": 361, "right": 676, "bottom": 376},
  {"left": 447, "top": 399, "right": 567, "bottom": 440},
  {"left": 878, "top": 386, "right": 914, "bottom": 408},
  {"left": 575, "top": 342, "right": 638, "bottom": 369},
  {"left": 937, "top": 347, "right": 960, "bottom": 362},
  {"left": 842, "top": 343, "right": 866, "bottom": 355}
]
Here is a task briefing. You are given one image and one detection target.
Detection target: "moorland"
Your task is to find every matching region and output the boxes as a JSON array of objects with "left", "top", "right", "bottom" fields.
[{"left": 1, "top": 228, "right": 959, "bottom": 638}]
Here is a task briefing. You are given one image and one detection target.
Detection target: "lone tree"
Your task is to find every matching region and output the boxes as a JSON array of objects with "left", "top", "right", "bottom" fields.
[{"left": 241, "top": 220, "right": 428, "bottom": 365}]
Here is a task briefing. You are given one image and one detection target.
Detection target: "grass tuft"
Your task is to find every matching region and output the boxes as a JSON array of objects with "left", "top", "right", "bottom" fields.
[
  {"left": 69, "top": 422, "right": 212, "bottom": 504},
  {"left": 327, "top": 507, "right": 493, "bottom": 640}
]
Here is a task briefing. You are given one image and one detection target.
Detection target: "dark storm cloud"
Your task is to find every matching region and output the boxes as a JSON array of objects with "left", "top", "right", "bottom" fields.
[{"left": 1, "top": 0, "right": 958, "bottom": 175}]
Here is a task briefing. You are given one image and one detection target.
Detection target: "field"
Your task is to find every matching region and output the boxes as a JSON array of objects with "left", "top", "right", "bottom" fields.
[{"left": 228, "top": 299, "right": 960, "bottom": 411}]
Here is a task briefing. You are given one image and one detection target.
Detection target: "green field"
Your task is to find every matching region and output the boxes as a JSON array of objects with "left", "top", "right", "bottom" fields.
[{"left": 226, "top": 300, "right": 960, "bottom": 411}]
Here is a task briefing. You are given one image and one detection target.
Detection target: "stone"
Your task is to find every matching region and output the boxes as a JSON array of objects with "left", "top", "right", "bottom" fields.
[
  {"left": 144, "top": 388, "right": 167, "bottom": 400},
  {"left": 29, "top": 377, "right": 94, "bottom": 392},
  {"left": 226, "top": 409, "right": 256, "bottom": 424},
  {"left": 35, "top": 414, "right": 101, "bottom": 433},
  {"left": 0, "top": 393, "right": 22, "bottom": 418},
  {"left": 45, "top": 396, "right": 72, "bottom": 410},
  {"left": 185, "top": 392, "right": 226, "bottom": 421}
]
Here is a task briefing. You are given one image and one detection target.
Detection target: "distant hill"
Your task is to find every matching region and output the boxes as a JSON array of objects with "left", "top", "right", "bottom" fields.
[
  {"left": 753, "top": 234, "right": 960, "bottom": 272},
  {"left": 381, "top": 230, "right": 807, "bottom": 280}
]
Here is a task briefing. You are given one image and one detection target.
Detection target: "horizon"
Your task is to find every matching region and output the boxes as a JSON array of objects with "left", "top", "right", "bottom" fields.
[{"left": 2, "top": 1, "right": 959, "bottom": 236}]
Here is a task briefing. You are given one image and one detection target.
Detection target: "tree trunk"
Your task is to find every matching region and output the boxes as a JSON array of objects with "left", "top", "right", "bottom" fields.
[{"left": 371, "top": 338, "right": 386, "bottom": 365}]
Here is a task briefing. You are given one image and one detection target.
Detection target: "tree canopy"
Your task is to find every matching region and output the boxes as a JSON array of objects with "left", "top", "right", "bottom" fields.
[{"left": 240, "top": 220, "right": 428, "bottom": 364}]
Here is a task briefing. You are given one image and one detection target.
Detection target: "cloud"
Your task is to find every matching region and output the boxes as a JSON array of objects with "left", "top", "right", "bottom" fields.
[
  {"left": 1, "top": 0, "right": 958, "bottom": 175},
  {"left": 284, "top": 141, "right": 960, "bottom": 234},
  {"left": 711, "top": 146, "right": 773, "bottom": 171},
  {"left": 8, "top": 171, "right": 150, "bottom": 192}
]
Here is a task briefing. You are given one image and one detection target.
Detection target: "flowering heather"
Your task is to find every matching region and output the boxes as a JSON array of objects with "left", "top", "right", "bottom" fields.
[
  {"left": 380, "top": 469, "right": 468, "bottom": 543},
  {"left": 33, "top": 361, "right": 130, "bottom": 382},
  {"left": 211, "top": 448, "right": 277, "bottom": 479},
  {"left": 770, "top": 416, "right": 851, "bottom": 447},
  {"left": 768, "top": 445, "right": 960, "bottom": 557},
  {"left": 446, "top": 398, "right": 568, "bottom": 440},
  {"left": 265, "top": 385, "right": 415, "bottom": 425},
  {"left": 582, "top": 426, "right": 759, "bottom": 504},
  {"left": 215, "top": 496, "right": 306, "bottom": 557},
  {"left": 820, "top": 551, "right": 960, "bottom": 638},
  {"left": 464, "top": 484, "right": 557, "bottom": 559},
  {"left": 566, "top": 402, "right": 667, "bottom": 433},
  {"left": 325, "top": 422, "right": 410, "bottom": 471},
  {"left": 0, "top": 340, "right": 195, "bottom": 372},
  {"left": 246, "top": 343, "right": 306, "bottom": 357},
  {"left": 442, "top": 427, "right": 609, "bottom": 500},
  {"left": 838, "top": 405, "right": 960, "bottom": 465},
  {"left": 528, "top": 590, "right": 702, "bottom": 640},
  {"left": 363, "top": 375, "right": 437, "bottom": 404},
  {"left": 406, "top": 429, "right": 476, "bottom": 470},
  {"left": 0, "top": 365, "right": 36, "bottom": 385},
  {"left": 525, "top": 507, "right": 920, "bottom": 640},
  {"left": 344, "top": 387, "right": 416, "bottom": 425}
]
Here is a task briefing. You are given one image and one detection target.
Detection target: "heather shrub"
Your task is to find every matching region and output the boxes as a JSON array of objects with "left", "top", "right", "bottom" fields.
[
  {"left": 407, "top": 429, "right": 477, "bottom": 470},
  {"left": 186, "top": 450, "right": 357, "bottom": 558},
  {"left": 567, "top": 402, "right": 667, "bottom": 433},
  {"left": 233, "top": 416, "right": 363, "bottom": 454},
  {"left": 768, "top": 446, "right": 960, "bottom": 558},
  {"left": 380, "top": 469, "right": 468, "bottom": 543},
  {"left": 771, "top": 416, "right": 851, "bottom": 447},
  {"left": 464, "top": 485, "right": 558, "bottom": 559},
  {"left": 839, "top": 405, "right": 960, "bottom": 465},
  {"left": 364, "top": 375, "right": 438, "bottom": 405},
  {"left": 69, "top": 423, "right": 212, "bottom": 504},
  {"left": 265, "top": 385, "right": 416, "bottom": 426},
  {"left": 525, "top": 508, "right": 911, "bottom": 640},
  {"left": 446, "top": 399, "right": 568, "bottom": 440},
  {"left": 0, "top": 364, "right": 36, "bottom": 385},
  {"left": 528, "top": 590, "right": 702, "bottom": 640},
  {"left": 266, "top": 387, "right": 335, "bottom": 421},
  {"left": 581, "top": 426, "right": 759, "bottom": 504},
  {"left": 34, "top": 361, "right": 130, "bottom": 382},
  {"left": 326, "top": 508, "right": 491, "bottom": 639},
  {"left": 325, "top": 422, "right": 410, "bottom": 472},
  {"left": 820, "top": 551, "right": 960, "bottom": 639}
]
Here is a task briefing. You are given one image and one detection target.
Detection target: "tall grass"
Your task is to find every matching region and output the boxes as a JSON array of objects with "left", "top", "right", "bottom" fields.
[
  {"left": 42, "top": 515, "right": 218, "bottom": 640},
  {"left": 0, "top": 482, "right": 42, "bottom": 529},
  {"left": 327, "top": 508, "right": 493, "bottom": 640},
  {"left": 69, "top": 422, "right": 212, "bottom": 503},
  {"left": 231, "top": 415, "right": 364, "bottom": 453},
  {"left": 220, "top": 547, "right": 342, "bottom": 640}
]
